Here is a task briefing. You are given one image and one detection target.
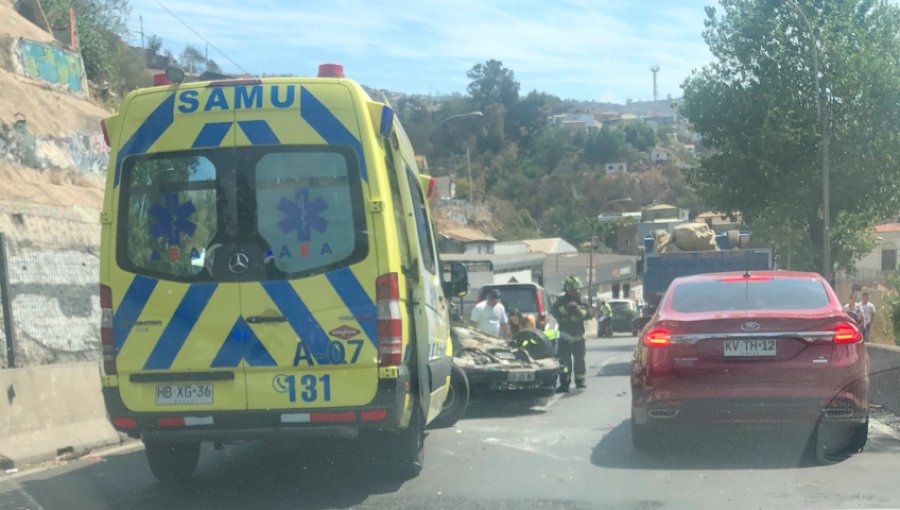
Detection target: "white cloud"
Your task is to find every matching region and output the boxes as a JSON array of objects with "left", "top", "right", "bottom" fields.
[{"left": 130, "top": 0, "right": 715, "bottom": 101}]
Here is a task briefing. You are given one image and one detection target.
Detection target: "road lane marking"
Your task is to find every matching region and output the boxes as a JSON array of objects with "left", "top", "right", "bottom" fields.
[
  {"left": 601, "top": 356, "right": 618, "bottom": 368},
  {"left": 533, "top": 393, "right": 563, "bottom": 411}
]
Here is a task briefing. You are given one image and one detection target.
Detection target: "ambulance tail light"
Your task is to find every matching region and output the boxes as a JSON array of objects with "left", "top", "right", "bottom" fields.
[
  {"left": 100, "top": 119, "right": 110, "bottom": 147},
  {"left": 100, "top": 284, "right": 116, "bottom": 375},
  {"left": 318, "top": 63, "right": 345, "bottom": 78},
  {"left": 427, "top": 175, "right": 436, "bottom": 199},
  {"left": 376, "top": 273, "right": 402, "bottom": 366}
]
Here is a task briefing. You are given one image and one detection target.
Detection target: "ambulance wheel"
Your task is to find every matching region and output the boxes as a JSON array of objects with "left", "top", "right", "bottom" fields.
[
  {"left": 386, "top": 404, "right": 425, "bottom": 479},
  {"left": 430, "top": 364, "right": 469, "bottom": 429},
  {"left": 145, "top": 441, "right": 200, "bottom": 483}
]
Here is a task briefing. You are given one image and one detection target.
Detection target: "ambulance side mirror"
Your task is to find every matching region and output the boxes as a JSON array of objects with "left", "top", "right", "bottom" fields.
[
  {"left": 367, "top": 102, "right": 395, "bottom": 139},
  {"left": 164, "top": 66, "right": 185, "bottom": 84},
  {"left": 443, "top": 262, "right": 468, "bottom": 298}
]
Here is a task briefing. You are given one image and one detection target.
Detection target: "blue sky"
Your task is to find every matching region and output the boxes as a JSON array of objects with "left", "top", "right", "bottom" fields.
[{"left": 128, "top": 0, "right": 715, "bottom": 103}]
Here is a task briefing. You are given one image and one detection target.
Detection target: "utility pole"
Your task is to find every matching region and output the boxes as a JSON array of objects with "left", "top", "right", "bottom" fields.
[
  {"left": 787, "top": 1, "right": 830, "bottom": 282},
  {"left": 205, "top": 44, "right": 209, "bottom": 72},
  {"left": 139, "top": 15, "right": 144, "bottom": 49},
  {"left": 466, "top": 143, "right": 473, "bottom": 203},
  {"left": 650, "top": 65, "right": 660, "bottom": 118}
]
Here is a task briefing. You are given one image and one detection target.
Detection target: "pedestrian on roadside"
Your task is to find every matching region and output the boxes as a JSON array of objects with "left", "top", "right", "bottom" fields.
[
  {"left": 860, "top": 292, "right": 877, "bottom": 342},
  {"left": 598, "top": 299, "right": 613, "bottom": 337},
  {"left": 507, "top": 308, "right": 537, "bottom": 335},
  {"left": 552, "top": 275, "right": 592, "bottom": 392},
  {"left": 843, "top": 294, "right": 864, "bottom": 330},
  {"left": 469, "top": 289, "right": 510, "bottom": 339}
]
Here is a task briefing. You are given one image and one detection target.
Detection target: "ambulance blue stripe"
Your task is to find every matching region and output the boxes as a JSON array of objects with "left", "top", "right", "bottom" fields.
[
  {"left": 262, "top": 281, "right": 336, "bottom": 365},
  {"left": 210, "top": 319, "right": 245, "bottom": 368},
  {"left": 192, "top": 122, "right": 232, "bottom": 148},
  {"left": 325, "top": 268, "right": 377, "bottom": 345},
  {"left": 238, "top": 120, "right": 280, "bottom": 145},
  {"left": 143, "top": 284, "right": 218, "bottom": 370},
  {"left": 244, "top": 330, "right": 277, "bottom": 367},
  {"left": 113, "top": 275, "right": 158, "bottom": 351},
  {"left": 300, "top": 87, "right": 368, "bottom": 181},
  {"left": 114, "top": 93, "right": 176, "bottom": 186},
  {"left": 211, "top": 318, "right": 276, "bottom": 368}
]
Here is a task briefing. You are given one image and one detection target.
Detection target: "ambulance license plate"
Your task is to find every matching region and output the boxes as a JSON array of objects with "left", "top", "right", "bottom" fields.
[
  {"left": 155, "top": 384, "right": 213, "bottom": 405},
  {"left": 507, "top": 371, "right": 535, "bottom": 383}
]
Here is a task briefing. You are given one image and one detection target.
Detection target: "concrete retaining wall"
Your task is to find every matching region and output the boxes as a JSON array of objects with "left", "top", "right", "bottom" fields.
[
  {"left": 0, "top": 361, "right": 119, "bottom": 468},
  {"left": 868, "top": 343, "right": 900, "bottom": 414}
]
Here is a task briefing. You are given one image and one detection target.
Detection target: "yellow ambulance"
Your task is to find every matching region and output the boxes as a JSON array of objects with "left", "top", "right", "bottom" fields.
[{"left": 98, "top": 64, "right": 468, "bottom": 481}]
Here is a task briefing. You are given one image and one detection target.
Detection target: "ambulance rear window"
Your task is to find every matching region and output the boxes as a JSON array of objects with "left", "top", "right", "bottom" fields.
[
  {"left": 118, "top": 146, "right": 366, "bottom": 282},
  {"left": 119, "top": 153, "right": 219, "bottom": 279},
  {"left": 254, "top": 150, "right": 358, "bottom": 275}
]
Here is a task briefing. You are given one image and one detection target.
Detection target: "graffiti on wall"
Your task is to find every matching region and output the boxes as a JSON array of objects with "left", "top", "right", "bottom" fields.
[
  {"left": 0, "top": 116, "right": 108, "bottom": 173},
  {"left": 0, "top": 248, "right": 100, "bottom": 367},
  {"left": 13, "top": 38, "right": 87, "bottom": 95}
]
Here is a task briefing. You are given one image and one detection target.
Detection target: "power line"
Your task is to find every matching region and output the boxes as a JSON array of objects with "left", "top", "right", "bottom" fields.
[{"left": 151, "top": 0, "right": 250, "bottom": 75}]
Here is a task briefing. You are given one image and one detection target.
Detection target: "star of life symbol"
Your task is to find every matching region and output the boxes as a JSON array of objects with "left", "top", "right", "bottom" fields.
[
  {"left": 277, "top": 188, "right": 328, "bottom": 242},
  {"left": 149, "top": 193, "right": 197, "bottom": 246}
]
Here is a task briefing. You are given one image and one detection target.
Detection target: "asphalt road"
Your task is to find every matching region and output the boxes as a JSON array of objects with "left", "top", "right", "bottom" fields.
[{"left": 4, "top": 334, "right": 900, "bottom": 510}]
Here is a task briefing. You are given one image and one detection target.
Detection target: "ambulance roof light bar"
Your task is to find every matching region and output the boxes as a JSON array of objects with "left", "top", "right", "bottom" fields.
[{"left": 318, "top": 63, "right": 345, "bottom": 78}]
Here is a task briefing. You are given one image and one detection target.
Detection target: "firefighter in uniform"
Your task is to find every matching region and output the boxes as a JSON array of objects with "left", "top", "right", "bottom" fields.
[{"left": 552, "top": 275, "right": 592, "bottom": 392}]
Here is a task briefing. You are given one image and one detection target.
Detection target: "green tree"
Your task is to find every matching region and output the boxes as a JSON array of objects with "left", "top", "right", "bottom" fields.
[
  {"left": 508, "top": 90, "right": 563, "bottom": 149},
  {"left": 681, "top": 0, "right": 900, "bottom": 274},
  {"left": 584, "top": 126, "right": 627, "bottom": 165},
  {"left": 466, "top": 59, "right": 520, "bottom": 113},
  {"left": 146, "top": 34, "right": 163, "bottom": 53},
  {"left": 624, "top": 123, "right": 657, "bottom": 152},
  {"left": 44, "top": 0, "right": 131, "bottom": 83},
  {"left": 181, "top": 44, "right": 206, "bottom": 73}
]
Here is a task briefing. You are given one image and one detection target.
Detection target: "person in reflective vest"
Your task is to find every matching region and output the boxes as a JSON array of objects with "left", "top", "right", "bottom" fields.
[{"left": 551, "top": 275, "right": 592, "bottom": 392}]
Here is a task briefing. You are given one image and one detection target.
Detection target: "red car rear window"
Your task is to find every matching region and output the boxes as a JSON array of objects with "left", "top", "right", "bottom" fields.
[{"left": 670, "top": 277, "right": 831, "bottom": 313}]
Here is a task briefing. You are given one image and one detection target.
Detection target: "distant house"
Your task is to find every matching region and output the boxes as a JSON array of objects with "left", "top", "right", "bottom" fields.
[
  {"left": 605, "top": 162, "right": 628, "bottom": 174},
  {"left": 522, "top": 238, "right": 579, "bottom": 256},
  {"left": 683, "top": 144, "right": 697, "bottom": 157},
  {"left": 432, "top": 176, "right": 453, "bottom": 199},
  {"left": 650, "top": 147, "right": 669, "bottom": 162},
  {"left": 853, "top": 223, "right": 900, "bottom": 280},
  {"left": 549, "top": 113, "right": 602, "bottom": 132},
  {"left": 438, "top": 227, "right": 496, "bottom": 255}
]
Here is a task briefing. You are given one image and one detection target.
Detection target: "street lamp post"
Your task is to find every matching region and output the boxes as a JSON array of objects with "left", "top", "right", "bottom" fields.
[
  {"left": 787, "top": 0, "right": 831, "bottom": 282},
  {"left": 588, "top": 197, "right": 632, "bottom": 306},
  {"left": 433, "top": 111, "right": 483, "bottom": 203}
]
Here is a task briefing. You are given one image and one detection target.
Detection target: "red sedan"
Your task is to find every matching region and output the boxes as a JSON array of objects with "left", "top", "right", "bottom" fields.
[{"left": 631, "top": 271, "right": 868, "bottom": 463}]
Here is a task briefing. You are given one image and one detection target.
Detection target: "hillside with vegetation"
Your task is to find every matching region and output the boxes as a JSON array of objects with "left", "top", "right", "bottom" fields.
[{"left": 391, "top": 59, "right": 702, "bottom": 246}]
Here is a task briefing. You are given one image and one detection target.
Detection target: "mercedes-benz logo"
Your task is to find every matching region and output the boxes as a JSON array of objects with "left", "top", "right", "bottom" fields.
[
  {"left": 228, "top": 252, "right": 250, "bottom": 274},
  {"left": 741, "top": 322, "right": 761, "bottom": 331}
]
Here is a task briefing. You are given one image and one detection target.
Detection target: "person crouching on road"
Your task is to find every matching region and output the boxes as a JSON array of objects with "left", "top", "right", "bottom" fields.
[
  {"left": 470, "top": 289, "right": 510, "bottom": 339},
  {"left": 508, "top": 308, "right": 537, "bottom": 336},
  {"left": 552, "top": 276, "right": 592, "bottom": 392}
]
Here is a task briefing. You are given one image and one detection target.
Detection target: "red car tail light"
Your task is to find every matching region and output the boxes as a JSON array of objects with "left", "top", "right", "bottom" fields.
[
  {"left": 642, "top": 328, "right": 671, "bottom": 347},
  {"left": 536, "top": 291, "right": 546, "bottom": 327},
  {"left": 376, "top": 273, "right": 402, "bottom": 366},
  {"left": 834, "top": 322, "right": 862, "bottom": 344}
]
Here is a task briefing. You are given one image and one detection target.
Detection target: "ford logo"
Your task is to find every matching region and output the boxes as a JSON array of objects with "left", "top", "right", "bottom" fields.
[{"left": 741, "top": 322, "right": 761, "bottom": 331}]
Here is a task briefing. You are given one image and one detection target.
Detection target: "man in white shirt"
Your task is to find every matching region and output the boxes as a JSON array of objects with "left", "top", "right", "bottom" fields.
[
  {"left": 860, "top": 292, "right": 877, "bottom": 342},
  {"left": 469, "top": 289, "right": 510, "bottom": 338}
]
